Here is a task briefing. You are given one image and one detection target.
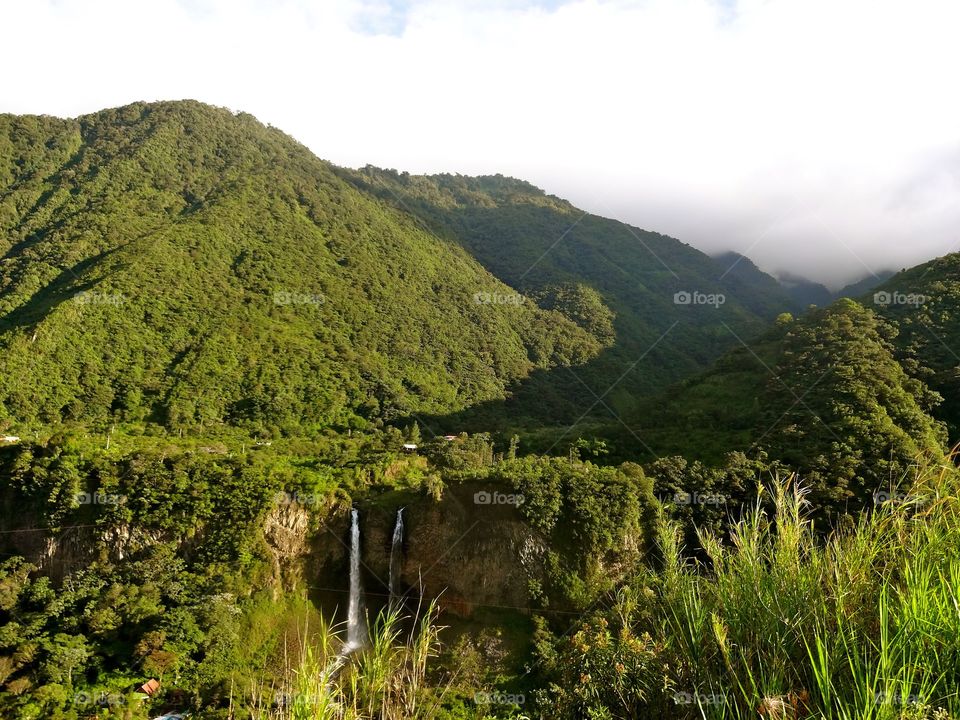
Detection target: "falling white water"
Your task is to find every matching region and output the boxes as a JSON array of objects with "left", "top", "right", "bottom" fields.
[
  {"left": 344, "top": 508, "right": 366, "bottom": 651},
  {"left": 388, "top": 507, "right": 404, "bottom": 609}
]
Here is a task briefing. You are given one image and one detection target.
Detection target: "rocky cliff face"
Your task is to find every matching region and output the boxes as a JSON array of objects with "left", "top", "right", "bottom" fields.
[
  {"left": 308, "top": 482, "right": 548, "bottom": 620},
  {"left": 263, "top": 500, "right": 315, "bottom": 590},
  {"left": 4, "top": 520, "right": 179, "bottom": 582},
  {"left": 4, "top": 481, "right": 548, "bottom": 619}
]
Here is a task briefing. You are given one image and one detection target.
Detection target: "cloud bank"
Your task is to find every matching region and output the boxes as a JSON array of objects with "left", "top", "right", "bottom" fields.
[{"left": 2, "top": 0, "right": 958, "bottom": 286}]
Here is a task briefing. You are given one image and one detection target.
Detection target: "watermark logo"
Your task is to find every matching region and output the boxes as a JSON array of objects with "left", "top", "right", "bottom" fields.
[
  {"left": 474, "top": 490, "right": 525, "bottom": 506},
  {"left": 674, "top": 290, "right": 725, "bottom": 308},
  {"left": 73, "top": 291, "right": 125, "bottom": 306},
  {"left": 273, "top": 290, "right": 325, "bottom": 306},
  {"left": 671, "top": 491, "right": 726, "bottom": 506},
  {"left": 75, "top": 491, "right": 120, "bottom": 506},
  {"left": 274, "top": 491, "right": 324, "bottom": 507},
  {"left": 673, "top": 691, "right": 725, "bottom": 705},
  {"left": 873, "top": 291, "right": 925, "bottom": 307},
  {"left": 873, "top": 490, "right": 925, "bottom": 506},
  {"left": 874, "top": 691, "right": 920, "bottom": 705},
  {"left": 473, "top": 291, "right": 527, "bottom": 306},
  {"left": 474, "top": 691, "right": 526, "bottom": 706},
  {"left": 73, "top": 691, "right": 124, "bottom": 707}
]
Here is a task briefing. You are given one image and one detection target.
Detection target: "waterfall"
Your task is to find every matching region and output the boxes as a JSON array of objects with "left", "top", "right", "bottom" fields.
[
  {"left": 388, "top": 508, "right": 404, "bottom": 609},
  {"left": 344, "top": 508, "right": 366, "bottom": 651}
]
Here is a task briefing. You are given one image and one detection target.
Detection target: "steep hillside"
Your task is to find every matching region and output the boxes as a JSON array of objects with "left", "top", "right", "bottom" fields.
[
  {"left": 867, "top": 253, "right": 960, "bottom": 437},
  {"left": 836, "top": 269, "right": 895, "bottom": 298},
  {"left": 776, "top": 271, "right": 833, "bottom": 308},
  {"left": 0, "top": 101, "right": 604, "bottom": 432},
  {"left": 712, "top": 251, "right": 800, "bottom": 315},
  {"left": 634, "top": 299, "right": 947, "bottom": 513},
  {"left": 338, "top": 169, "right": 796, "bottom": 422}
]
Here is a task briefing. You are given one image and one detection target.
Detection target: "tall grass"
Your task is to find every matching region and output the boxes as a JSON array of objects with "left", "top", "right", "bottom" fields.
[
  {"left": 249, "top": 599, "right": 445, "bottom": 720},
  {"left": 655, "top": 462, "right": 960, "bottom": 718},
  {"left": 248, "top": 461, "right": 960, "bottom": 719}
]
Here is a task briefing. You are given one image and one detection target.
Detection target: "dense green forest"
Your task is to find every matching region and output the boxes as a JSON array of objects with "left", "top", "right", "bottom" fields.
[
  {"left": 340, "top": 168, "right": 803, "bottom": 424},
  {"left": 0, "top": 101, "right": 958, "bottom": 719},
  {"left": 0, "top": 101, "right": 804, "bottom": 436},
  {"left": 634, "top": 300, "right": 947, "bottom": 515},
  {"left": 0, "top": 102, "right": 607, "bottom": 434}
]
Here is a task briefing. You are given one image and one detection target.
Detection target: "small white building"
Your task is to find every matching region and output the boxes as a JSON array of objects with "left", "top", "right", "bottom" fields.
[
  {"left": 402, "top": 443, "right": 418, "bottom": 451},
  {"left": 0, "top": 436, "right": 19, "bottom": 444}
]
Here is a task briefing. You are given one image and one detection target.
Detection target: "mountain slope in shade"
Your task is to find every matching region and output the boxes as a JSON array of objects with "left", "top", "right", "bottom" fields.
[
  {"left": 836, "top": 269, "right": 896, "bottom": 299},
  {"left": 337, "top": 169, "right": 798, "bottom": 421},
  {"left": 712, "top": 251, "right": 800, "bottom": 315},
  {"left": 776, "top": 271, "right": 833, "bottom": 308}
]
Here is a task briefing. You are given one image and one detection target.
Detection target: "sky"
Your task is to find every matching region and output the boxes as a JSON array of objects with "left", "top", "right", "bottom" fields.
[{"left": 2, "top": 0, "right": 958, "bottom": 288}]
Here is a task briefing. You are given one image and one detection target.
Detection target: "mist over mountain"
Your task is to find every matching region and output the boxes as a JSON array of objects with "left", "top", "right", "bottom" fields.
[
  {"left": 5, "top": 0, "right": 958, "bottom": 288},
  {"left": 343, "top": 170, "right": 807, "bottom": 424},
  {"left": 774, "top": 270, "right": 833, "bottom": 308}
]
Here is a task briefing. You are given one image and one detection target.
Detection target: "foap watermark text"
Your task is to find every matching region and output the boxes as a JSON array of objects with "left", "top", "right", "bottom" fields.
[
  {"left": 873, "top": 291, "right": 925, "bottom": 307},
  {"left": 674, "top": 290, "right": 725, "bottom": 307},
  {"left": 474, "top": 490, "right": 525, "bottom": 506}
]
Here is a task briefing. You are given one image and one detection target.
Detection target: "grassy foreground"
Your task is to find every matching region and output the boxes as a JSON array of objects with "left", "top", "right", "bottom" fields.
[
  {"left": 657, "top": 478, "right": 959, "bottom": 718},
  {"left": 247, "top": 600, "right": 448, "bottom": 720},
  {"left": 537, "top": 459, "right": 960, "bottom": 719},
  {"left": 240, "top": 458, "right": 960, "bottom": 719}
]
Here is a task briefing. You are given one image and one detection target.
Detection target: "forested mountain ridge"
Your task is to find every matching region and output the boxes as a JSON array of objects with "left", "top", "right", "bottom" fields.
[
  {"left": 0, "top": 101, "right": 609, "bottom": 433},
  {"left": 633, "top": 296, "right": 949, "bottom": 515},
  {"left": 0, "top": 100, "right": 799, "bottom": 435},
  {"left": 1, "top": 98, "right": 950, "bottom": 502},
  {"left": 868, "top": 253, "right": 960, "bottom": 437},
  {"left": 1, "top": 100, "right": 960, "bottom": 720},
  {"left": 339, "top": 168, "right": 800, "bottom": 418}
]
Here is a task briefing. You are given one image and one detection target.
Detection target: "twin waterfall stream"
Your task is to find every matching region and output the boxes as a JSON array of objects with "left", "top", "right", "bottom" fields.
[{"left": 342, "top": 508, "right": 404, "bottom": 654}]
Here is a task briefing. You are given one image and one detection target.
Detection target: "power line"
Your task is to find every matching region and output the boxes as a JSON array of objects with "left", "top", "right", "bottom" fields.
[
  {"left": 0, "top": 523, "right": 101, "bottom": 535},
  {"left": 305, "top": 584, "right": 592, "bottom": 617}
]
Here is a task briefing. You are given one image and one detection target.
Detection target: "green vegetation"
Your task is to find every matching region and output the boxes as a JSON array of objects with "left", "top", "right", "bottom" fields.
[
  {"left": 0, "top": 100, "right": 807, "bottom": 438},
  {"left": 244, "top": 603, "right": 446, "bottom": 720},
  {"left": 339, "top": 167, "right": 798, "bottom": 424},
  {"left": 534, "top": 462, "right": 960, "bottom": 718},
  {"left": 5, "top": 422, "right": 957, "bottom": 718},
  {"left": 0, "top": 428, "right": 654, "bottom": 718},
  {"left": 635, "top": 299, "right": 948, "bottom": 518},
  {"left": 1, "top": 100, "right": 959, "bottom": 718},
  {"left": 0, "top": 102, "right": 604, "bottom": 434},
  {"left": 867, "top": 254, "right": 960, "bottom": 440}
]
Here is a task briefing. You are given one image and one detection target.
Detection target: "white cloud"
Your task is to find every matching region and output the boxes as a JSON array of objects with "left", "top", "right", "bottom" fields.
[{"left": 1, "top": 0, "right": 958, "bottom": 286}]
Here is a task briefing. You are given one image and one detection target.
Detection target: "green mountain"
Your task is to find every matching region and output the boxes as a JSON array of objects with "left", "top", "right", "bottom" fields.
[
  {"left": 836, "top": 269, "right": 896, "bottom": 298},
  {"left": 0, "top": 101, "right": 610, "bottom": 433},
  {"left": 866, "top": 254, "right": 960, "bottom": 437},
  {"left": 635, "top": 299, "right": 947, "bottom": 513},
  {"left": 712, "top": 251, "right": 801, "bottom": 314},
  {"left": 2, "top": 100, "right": 959, "bottom": 720},
  {"left": 776, "top": 270, "right": 833, "bottom": 308},
  {"left": 0, "top": 101, "right": 795, "bottom": 435},
  {"left": 338, "top": 169, "right": 796, "bottom": 423},
  {"left": 626, "top": 258, "right": 960, "bottom": 510}
]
